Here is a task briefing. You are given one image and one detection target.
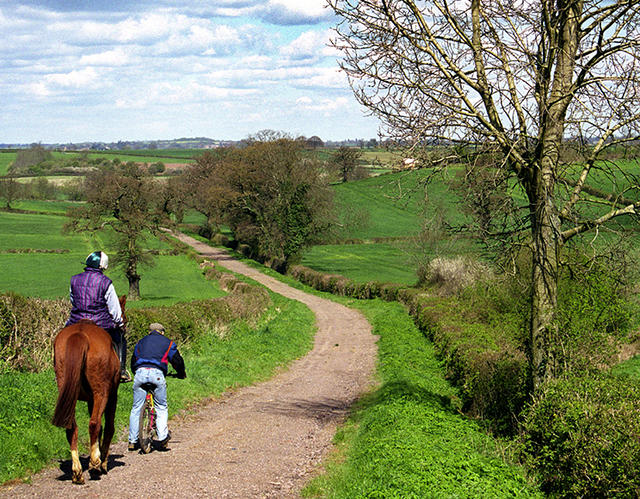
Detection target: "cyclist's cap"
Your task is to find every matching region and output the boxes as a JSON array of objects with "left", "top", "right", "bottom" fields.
[{"left": 149, "top": 323, "right": 165, "bottom": 333}]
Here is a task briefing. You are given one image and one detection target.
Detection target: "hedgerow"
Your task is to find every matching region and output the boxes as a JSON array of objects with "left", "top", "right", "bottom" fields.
[
  {"left": 0, "top": 269, "right": 270, "bottom": 373},
  {"left": 288, "top": 259, "right": 640, "bottom": 495}
]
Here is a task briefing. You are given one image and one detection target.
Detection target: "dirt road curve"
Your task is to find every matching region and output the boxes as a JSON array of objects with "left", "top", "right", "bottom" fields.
[{"left": 2, "top": 234, "right": 378, "bottom": 498}]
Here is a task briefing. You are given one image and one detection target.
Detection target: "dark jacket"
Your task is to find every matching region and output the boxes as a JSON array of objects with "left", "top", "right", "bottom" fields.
[
  {"left": 131, "top": 331, "right": 186, "bottom": 378},
  {"left": 67, "top": 267, "right": 117, "bottom": 329}
]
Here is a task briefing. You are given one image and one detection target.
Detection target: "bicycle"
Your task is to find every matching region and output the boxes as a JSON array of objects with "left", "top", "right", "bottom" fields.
[
  {"left": 137, "top": 372, "right": 178, "bottom": 453},
  {"left": 138, "top": 381, "right": 158, "bottom": 454}
]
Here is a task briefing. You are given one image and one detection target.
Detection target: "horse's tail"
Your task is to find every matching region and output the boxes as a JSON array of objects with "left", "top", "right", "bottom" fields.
[{"left": 52, "top": 332, "right": 87, "bottom": 429}]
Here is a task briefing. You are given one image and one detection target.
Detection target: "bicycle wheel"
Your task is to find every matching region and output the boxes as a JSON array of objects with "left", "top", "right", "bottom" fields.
[{"left": 138, "top": 398, "right": 157, "bottom": 454}]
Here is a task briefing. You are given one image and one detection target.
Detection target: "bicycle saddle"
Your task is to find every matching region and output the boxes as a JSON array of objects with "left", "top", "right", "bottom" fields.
[{"left": 140, "top": 382, "right": 157, "bottom": 392}]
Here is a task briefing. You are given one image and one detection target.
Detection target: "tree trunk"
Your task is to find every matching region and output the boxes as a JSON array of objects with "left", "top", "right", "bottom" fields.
[
  {"left": 127, "top": 274, "right": 140, "bottom": 300},
  {"left": 529, "top": 170, "right": 560, "bottom": 389},
  {"left": 528, "top": 0, "right": 582, "bottom": 389}
]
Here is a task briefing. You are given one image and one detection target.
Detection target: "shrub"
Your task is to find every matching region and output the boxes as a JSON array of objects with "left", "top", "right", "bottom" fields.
[
  {"left": 211, "top": 232, "right": 230, "bottom": 247},
  {"left": 1, "top": 281, "right": 271, "bottom": 373},
  {"left": 521, "top": 374, "right": 640, "bottom": 497},
  {"left": 424, "top": 256, "right": 490, "bottom": 296}
]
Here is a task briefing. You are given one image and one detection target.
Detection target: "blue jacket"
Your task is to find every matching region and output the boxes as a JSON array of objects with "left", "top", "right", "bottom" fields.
[{"left": 131, "top": 331, "right": 186, "bottom": 377}]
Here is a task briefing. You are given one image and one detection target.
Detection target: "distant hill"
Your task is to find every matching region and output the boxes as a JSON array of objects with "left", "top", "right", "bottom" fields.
[{"left": 0, "top": 137, "right": 235, "bottom": 151}]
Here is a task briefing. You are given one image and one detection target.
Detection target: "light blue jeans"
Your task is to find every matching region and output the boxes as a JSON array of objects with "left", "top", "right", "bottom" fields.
[{"left": 128, "top": 367, "right": 169, "bottom": 443}]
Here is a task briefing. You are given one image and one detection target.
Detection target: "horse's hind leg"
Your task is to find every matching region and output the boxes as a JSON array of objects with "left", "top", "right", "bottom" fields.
[
  {"left": 99, "top": 390, "right": 118, "bottom": 474},
  {"left": 87, "top": 394, "right": 107, "bottom": 473},
  {"left": 66, "top": 424, "right": 84, "bottom": 485}
]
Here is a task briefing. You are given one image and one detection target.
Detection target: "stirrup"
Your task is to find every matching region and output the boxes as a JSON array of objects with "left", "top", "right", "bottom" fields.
[{"left": 120, "top": 369, "right": 133, "bottom": 383}]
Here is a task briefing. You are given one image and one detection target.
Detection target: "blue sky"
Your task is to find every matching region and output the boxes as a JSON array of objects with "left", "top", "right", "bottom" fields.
[{"left": 0, "top": 0, "right": 381, "bottom": 144}]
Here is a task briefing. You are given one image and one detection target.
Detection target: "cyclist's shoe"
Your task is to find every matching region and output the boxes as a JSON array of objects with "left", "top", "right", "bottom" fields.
[
  {"left": 157, "top": 431, "right": 171, "bottom": 450},
  {"left": 128, "top": 441, "right": 139, "bottom": 451},
  {"left": 120, "top": 369, "right": 133, "bottom": 383}
]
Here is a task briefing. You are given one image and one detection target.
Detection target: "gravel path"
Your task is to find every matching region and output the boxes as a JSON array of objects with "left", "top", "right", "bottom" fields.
[{"left": 2, "top": 234, "right": 378, "bottom": 498}]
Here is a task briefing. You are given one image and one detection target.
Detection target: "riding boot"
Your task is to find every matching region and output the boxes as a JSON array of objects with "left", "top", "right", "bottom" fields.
[{"left": 118, "top": 331, "right": 132, "bottom": 383}]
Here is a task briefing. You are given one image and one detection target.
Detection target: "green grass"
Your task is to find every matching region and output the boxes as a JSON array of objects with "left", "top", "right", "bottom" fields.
[
  {"left": 0, "top": 291, "right": 315, "bottom": 484},
  {"left": 302, "top": 243, "right": 418, "bottom": 285},
  {"left": 611, "top": 354, "right": 640, "bottom": 381},
  {"left": 303, "top": 298, "right": 541, "bottom": 498},
  {"left": 0, "top": 152, "right": 16, "bottom": 176},
  {"left": 3, "top": 199, "right": 81, "bottom": 214},
  {"left": 0, "top": 211, "right": 225, "bottom": 307},
  {"left": 300, "top": 168, "right": 471, "bottom": 283},
  {"left": 51, "top": 150, "right": 197, "bottom": 164}
]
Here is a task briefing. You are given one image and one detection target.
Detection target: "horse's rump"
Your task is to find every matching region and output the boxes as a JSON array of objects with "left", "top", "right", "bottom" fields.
[{"left": 52, "top": 330, "right": 88, "bottom": 428}]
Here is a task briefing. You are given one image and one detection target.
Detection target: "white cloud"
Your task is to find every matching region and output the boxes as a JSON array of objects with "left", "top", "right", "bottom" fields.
[
  {"left": 27, "top": 82, "right": 51, "bottom": 97},
  {"left": 44, "top": 67, "right": 100, "bottom": 88},
  {"left": 259, "top": 0, "right": 332, "bottom": 25},
  {"left": 295, "top": 96, "right": 350, "bottom": 114},
  {"left": 0, "top": 1, "right": 380, "bottom": 142},
  {"left": 281, "top": 29, "right": 337, "bottom": 60},
  {"left": 79, "top": 48, "right": 132, "bottom": 66}
]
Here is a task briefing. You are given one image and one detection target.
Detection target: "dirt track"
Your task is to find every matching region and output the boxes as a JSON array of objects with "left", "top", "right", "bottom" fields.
[{"left": 2, "top": 234, "right": 378, "bottom": 498}]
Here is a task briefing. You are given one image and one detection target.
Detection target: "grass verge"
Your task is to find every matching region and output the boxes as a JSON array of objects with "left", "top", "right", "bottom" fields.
[
  {"left": 0, "top": 291, "right": 315, "bottom": 484},
  {"left": 302, "top": 298, "right": 541, "bottom": 498}
]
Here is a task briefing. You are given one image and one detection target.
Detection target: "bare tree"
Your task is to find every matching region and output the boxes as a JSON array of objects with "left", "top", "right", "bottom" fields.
[
  {"left": 329, "top": 0, "right": 640, "bottom": 389},
  {"left": 0, "top": 176, "right": 22, "bottom": 209},
  {"left": 332, "top": 146, "right": 364, "bottom": 182}
]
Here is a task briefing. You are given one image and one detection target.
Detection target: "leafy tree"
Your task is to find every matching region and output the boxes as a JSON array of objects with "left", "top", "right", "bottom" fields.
[
  {"left": 329, "top": 0, "right": 640, "bottom": 389},
  {"left": 332, "top": 146, "right": 364, "bottom": 182},
  {"left": 183, "top": 136, "right": 334, "bottom": 270},
  {"left": 179, "top": 148, "right": 233, "bottom": 238},
  {"left": 65, "top": 163, "right": 173, "bottom": 299}
]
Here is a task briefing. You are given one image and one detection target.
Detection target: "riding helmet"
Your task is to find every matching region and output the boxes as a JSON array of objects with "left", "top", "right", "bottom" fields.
[{"left": 85, "top": 251, "right": 109, "bottom": 270}]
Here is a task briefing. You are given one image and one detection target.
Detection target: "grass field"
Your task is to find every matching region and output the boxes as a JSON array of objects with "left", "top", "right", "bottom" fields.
[
  {"left": 0, "top": 152, "right": 16, "bottom": 176},
  {"left": 227, "top": 260, "right": 542, "bottom": 497},
  {"left": 302, "top": 243, "right": 418, "bottom": 285},
  {"left": 0, "top": 211, "right": 225, "bottom": 307},
  {"left": 300, "top": 168, "right": 471, "bottom": 283},
  {"left": 51, "top": 150, "right": 199, "bottom": 164}
]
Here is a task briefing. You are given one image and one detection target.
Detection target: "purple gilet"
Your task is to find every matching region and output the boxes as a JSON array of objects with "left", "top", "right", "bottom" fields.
[{"left": 67, "top": 267, "right": 116, "bottom": 329}]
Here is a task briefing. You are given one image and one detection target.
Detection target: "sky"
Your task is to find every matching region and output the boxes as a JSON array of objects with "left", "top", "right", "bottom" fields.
[{"left": 0, "top": 0, "right": 381, "bottom": 144}]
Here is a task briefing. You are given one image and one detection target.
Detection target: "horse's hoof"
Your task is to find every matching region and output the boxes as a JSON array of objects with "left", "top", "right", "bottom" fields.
[
  {"left": 88, "top": 460, "right": 101, "bottom": 472},
  {"left": 72, "top": 473, "right": 85, "bottom": 485},
  {"left": 100, "top": 462, "right": 108, "bottom": 474}
]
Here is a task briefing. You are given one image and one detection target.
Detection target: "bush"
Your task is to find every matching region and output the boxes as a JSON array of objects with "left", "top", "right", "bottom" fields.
[
  {"left": 0, "top": 280, "right": 271, "bottom": 373},
  {"left": 521, "top": 374, "right": 640, "bottom": 497},
  {"left": 423, "top": 256, "right": 490, "bottom": 295}
]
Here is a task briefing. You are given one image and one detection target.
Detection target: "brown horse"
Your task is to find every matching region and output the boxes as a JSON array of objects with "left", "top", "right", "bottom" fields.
[{"left": 51, "top": 295, "right": 126, "bottom": 484}]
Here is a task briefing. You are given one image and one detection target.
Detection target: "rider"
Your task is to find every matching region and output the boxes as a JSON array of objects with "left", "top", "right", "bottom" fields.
[
  {"left": 67, "top": 250, "right": 131, "bottom": 383},
  {"left": 128, "top": 322, "right": 186, "bottom": 451}
]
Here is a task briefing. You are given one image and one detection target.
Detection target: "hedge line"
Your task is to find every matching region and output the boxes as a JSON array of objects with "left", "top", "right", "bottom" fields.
[
  {"left": 0, "top": 266, "right": 270, "bottom": 373},
  {"left": 287, "top": 264, "right": 640, "bottom": 495}
]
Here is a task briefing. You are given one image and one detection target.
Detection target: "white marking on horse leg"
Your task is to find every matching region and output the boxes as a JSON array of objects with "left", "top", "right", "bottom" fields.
[
  {"left": 89, "top": 441, "right": 101, "bottom": 469},
  {"left": 70, "top": 449, "right": 84, "bottom": 484}
]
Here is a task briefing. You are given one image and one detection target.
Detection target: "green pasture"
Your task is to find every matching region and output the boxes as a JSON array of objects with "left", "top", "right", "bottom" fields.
[
  {"left": 0, "top": 152, "right": 16, "bottom": 176},
  {"left": 302, "top": 243, "right": 418, "bottom": 285},
  {"left": 5, "top": 199, "right": 81, "bottom": 214},
  {"left": 0, "top": 292, "right": 315, "bottom": 484},
  {"left": 301, "top": 168, "right": 471, "bottom": 283},
  {"left": 0, "top": 211, "right": 224, "bottom": 307},
  {"left": 52, "top": 150, "right": 198, "bottom": 164}
]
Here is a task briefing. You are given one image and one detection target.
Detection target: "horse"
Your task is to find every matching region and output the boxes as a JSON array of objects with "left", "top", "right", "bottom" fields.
[{"left": 51, "top": 295, "right": 126, "bottom": 484}]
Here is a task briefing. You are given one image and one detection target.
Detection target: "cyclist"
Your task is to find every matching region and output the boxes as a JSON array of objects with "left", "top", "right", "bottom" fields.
[
  {"left": 128, "top": 322, "right": 186, "bottom": 451},
  {"left": 67, "top": 250, "right": 131, "bottom": 382}
]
